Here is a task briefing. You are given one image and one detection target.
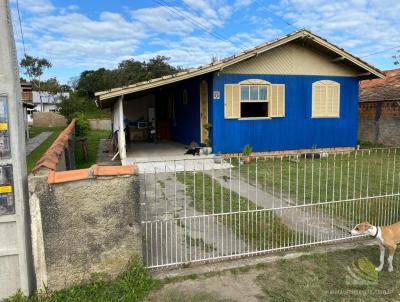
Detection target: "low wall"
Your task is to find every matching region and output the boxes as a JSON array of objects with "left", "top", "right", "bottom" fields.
[
  {"left": 29, "top": 165, "right": 140, "bottom": 291},
  {"left": 33, "top": 112, "right": 67, "bottom": 128},
  {"left": 32, "top": 119, "right": 75, "bottom": 173},
  {"left": 88, "top": 118, "right": 111, "bottom": 131},
  {"left": 359, "top": 101, "right": 400, "bottom": 146}
]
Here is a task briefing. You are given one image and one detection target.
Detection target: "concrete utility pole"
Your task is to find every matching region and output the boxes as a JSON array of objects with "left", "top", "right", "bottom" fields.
[{"left": 0, "top": 0, "right": 33, "bottom": 299}]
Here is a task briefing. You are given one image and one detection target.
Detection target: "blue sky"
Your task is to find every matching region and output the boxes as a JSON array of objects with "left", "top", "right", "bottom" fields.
[{"left": 10, "top": 0, "right": 400, "bottom": 84}]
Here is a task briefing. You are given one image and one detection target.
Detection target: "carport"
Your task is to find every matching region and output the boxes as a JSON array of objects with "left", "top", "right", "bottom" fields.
[{"left": 95, "top": 70, "right": 213, "bottom": 165}]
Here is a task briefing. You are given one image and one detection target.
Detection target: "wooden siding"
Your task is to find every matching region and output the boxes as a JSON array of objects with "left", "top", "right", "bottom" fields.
[
  {"left": 222, "top": 42, "right": 359, "bottom": 77},
  {"left": 212, "top": 73, "right": 359, "bottom": 153}
]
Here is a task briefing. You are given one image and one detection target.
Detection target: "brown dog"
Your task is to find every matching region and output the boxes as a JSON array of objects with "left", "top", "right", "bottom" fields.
[{"left": 350, "top": 221, "right": 400, "bottom": 272}]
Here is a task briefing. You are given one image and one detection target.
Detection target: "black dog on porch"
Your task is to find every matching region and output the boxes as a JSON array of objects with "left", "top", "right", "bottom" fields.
[{"left": 185, "top": 141, "right": 201, "bottom": 156}]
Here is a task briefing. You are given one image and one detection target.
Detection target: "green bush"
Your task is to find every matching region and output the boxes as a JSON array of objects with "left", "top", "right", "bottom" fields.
[
  {"left": 57, "top": 92, "right": 110, "bottom": 120},
  {"left": 72, "top": 113, "right": 90, "bottom": 138}
]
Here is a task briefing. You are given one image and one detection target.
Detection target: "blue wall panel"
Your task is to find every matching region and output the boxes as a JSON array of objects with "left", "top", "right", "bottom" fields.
[{"left": 212, "top": 73, "right": 359, "bottom": 153}]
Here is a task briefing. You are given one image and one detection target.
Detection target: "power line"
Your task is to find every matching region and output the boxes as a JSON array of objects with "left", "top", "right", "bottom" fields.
[
  {"left": 15, "top": 0, "right": 26, "bottom": 57},
  {"left": 253, "top": 0, "right": 298, "bottom": 30},
  {"left": 152, "top": 0, "right": 250, "bottom": 51},
  {"left": 361, "top": 45, "right": 400, "bottom": 58}
]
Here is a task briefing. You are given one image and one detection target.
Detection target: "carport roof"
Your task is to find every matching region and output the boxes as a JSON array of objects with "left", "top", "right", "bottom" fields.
[{"left": 95, "top": 29, "right": 385, "bottom": 108}]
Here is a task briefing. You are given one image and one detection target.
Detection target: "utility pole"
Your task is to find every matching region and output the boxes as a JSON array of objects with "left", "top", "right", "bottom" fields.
[{"left": 0, "top": 0, "right": 33, "bottom": 299}]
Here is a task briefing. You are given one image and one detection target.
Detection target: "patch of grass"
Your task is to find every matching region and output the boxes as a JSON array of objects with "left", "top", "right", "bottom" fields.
[
  {"left": 235, "top": 149, "right": 400, "bottom": 225},
  {"left": 26, "top": 128, "right": 63, "bottom": 173},
  {"left": 177, "top": 172, "right": 304, "bottom": 250},
  {"left": 3, "top": 259, "right": 155, "bottom": 302},
  {"left": 28, "top": 127, "right": 63, "bottom": 139},
  {"left": 359, "top": 141, "right": 386, "bottom": 149},
  {"left": 75, "top": 129, "right": 110, "bottom": 169},
  {"left": 255, "top": 245, "right": 400, "bottom": 301}
]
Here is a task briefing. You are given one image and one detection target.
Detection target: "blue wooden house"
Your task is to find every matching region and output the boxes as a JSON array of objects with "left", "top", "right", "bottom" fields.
[{"left": 95, "top": 30, "right": 384, "bottom": 161}]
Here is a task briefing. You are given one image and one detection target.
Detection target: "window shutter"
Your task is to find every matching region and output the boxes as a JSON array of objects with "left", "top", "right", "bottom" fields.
[
  {"left": 270, "top": 84, "right": 285, "bottom": 117},
  {"left": 312, "top": 80, "right": 340, "bottom": 117},
  {"left": 224, "top": 84, "right": 240, "bottom": 119}
]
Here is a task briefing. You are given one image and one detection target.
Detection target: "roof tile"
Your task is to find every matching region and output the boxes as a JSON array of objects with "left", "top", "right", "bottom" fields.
[{"left": 360, "top": 69, "right": 400, "bottom": 102}]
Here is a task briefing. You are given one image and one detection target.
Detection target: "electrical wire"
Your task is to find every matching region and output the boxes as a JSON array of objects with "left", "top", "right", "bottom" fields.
[
  {"left": 152, "top": 0, "right": 250, "bottom": 51},
  {"left": 15, "top": 0, "right": 27, "bottom": 57}
]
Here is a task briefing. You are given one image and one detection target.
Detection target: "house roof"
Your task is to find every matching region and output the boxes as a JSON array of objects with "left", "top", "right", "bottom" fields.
[
  {"left": 95, "top": 29, "right": 385, "bottom": 108},
  {"left": 359, "top": 68, "right": 400, "bottom": 102},
  {"left": 32, "top": 91, "right": 69, "bottom": 104}
]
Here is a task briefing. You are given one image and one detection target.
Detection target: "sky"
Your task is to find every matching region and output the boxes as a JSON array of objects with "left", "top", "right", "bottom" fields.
[{"left": 10, "top": 0, "right": 400, "bottom": 84}]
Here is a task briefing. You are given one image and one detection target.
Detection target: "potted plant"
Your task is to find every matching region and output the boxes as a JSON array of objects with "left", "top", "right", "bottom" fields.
[
  {"left": 202, "top": 138, "right": 212, "bottom": 155},
  {"left": 242, "top": 144, "right": 253, "bottom": 164}
]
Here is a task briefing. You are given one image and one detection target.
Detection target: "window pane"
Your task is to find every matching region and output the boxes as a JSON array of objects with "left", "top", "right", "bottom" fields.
[
  {"left": 259, "top": 86, "right": 267, "bottom": 101},
  {"left": 241, "top": 86, "right": 249, "bottom": 100},
  {"left": 250, "top": 86, "right": 258, "bottom": 100},
  {"left": 241, "top": 102, "right": 268, "bottom": 118}
]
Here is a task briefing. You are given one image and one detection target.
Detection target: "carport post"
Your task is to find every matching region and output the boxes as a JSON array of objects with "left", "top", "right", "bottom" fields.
[{"left": 117, "top": 95, "right": 126, "bottom": 160}]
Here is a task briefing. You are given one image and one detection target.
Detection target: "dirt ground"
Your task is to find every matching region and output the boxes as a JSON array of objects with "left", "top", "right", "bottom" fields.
[{"left": 146, "top": 241, "right": 400, "bottom": 302}]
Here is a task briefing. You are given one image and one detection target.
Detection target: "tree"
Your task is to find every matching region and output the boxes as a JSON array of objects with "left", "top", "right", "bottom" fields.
[
  {"left": 20, "top": 55, "right": 52, "bottom": 111},
  {"left": 394, "top": 50, "right": 400, "bottom": 65}
]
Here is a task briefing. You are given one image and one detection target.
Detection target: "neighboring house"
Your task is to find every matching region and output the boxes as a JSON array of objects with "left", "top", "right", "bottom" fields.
[
  {"left": 20, "top": 82, "right": 35, "bottom": 129},
  {"left": 95, "top": 29, "right": 384, "bottom": 162},
  {"left": 359, "top": 68, "right": 400, "bottom": 146},
  {"left": 33, "top": 91, "right": 69, "bottom": 112}
]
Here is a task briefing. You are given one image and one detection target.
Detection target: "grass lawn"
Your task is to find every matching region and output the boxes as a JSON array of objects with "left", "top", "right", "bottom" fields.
[
  {"left": 3, "top": 259, "right": 156, "bottom": 302},
  {"left": 177, "top": 172, "right": 305, "bottom": 250},
  {"left": 74, "top": 129, "right": 110, "bottom": 169},
  {"left": 26, "top": 128, "right": 64, "bottom": 173},
  {"left": 234, "top": 148, "right": 400, "bottom": 225},
  {"left": 149, "top": 244, "right": 400, "bottom": 302},
  {"left": 6, "top": 244, "right": 400, "bottom": 301},
  {"left": 28, "top": 127, "right": 63, "bottom": 139}
]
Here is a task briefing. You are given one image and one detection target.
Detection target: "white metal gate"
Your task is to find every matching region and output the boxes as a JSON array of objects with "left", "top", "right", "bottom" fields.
[{"left": 139, "top": 148, "right": 400, "bottom": 269}]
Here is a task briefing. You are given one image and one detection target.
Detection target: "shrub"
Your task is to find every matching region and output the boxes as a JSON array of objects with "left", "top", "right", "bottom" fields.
[
  {"left": 73, "top": 113, "right": 90, "bottom": 138},
  {"left": 242, "top": 144, "right": 253, "bottom": 156}
]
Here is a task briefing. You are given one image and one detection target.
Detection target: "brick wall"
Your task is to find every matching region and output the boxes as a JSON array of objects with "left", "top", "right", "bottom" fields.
[{"left": 359, "top": 101, "right": 400, "bottom": 146}]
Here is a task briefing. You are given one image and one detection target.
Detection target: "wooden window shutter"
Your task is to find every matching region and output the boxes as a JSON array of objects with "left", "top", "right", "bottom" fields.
[
  {"left": 270, "top": 84, "right": 285, "bottom": 117},
  {"left": 312, "top": 80, "right": 340, "bottom": 117},
  {"left": 224, "top": 84, "right": 240, "bottom": 119}
]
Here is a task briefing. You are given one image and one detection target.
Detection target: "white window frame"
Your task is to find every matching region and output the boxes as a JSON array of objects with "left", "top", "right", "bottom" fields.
[{"left": 239, "top": 79, "right": 270, "bottom": 119}]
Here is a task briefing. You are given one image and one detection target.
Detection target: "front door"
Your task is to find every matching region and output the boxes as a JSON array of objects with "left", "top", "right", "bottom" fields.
[{"left": 200, "top": 80, "right": 209, "bottom": 145}]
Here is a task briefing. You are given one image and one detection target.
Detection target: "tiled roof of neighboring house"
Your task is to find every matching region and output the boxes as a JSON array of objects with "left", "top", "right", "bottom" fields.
[
  {"left": 359, "top": 69, "right": 400, "bottom": 102},
  {"left": 95, "top": 29, "right": 385, "bottom": 107},
  {"left": 32, "top": 91, "right": 69, "bottom": 104}
]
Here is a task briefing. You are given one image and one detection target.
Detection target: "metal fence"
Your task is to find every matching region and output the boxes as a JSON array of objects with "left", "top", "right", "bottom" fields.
[{"left": 139, "top": 148, "right": 400, "bottom": 269}]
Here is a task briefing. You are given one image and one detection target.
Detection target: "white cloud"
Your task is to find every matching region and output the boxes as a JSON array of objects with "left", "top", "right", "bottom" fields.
[
  {"left": 13, "top": 0, "right": 54, "bottom": 14},
  {"left": 275, "top": 0, "right": 400, "bottom": 60}
]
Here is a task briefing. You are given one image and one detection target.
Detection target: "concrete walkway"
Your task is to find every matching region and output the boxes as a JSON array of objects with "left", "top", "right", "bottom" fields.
[
  {"left": 25, "top": 132, "right": 52, "bottom": 155},
  {"left": 208, "top": 168, "right": 348, "bottom": 240}
]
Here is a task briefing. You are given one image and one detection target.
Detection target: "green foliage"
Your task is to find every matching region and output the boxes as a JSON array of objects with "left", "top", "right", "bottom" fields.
[
  {"left": 57, "top": 93, "right": 109, "bottom": 120},
  {"left": 72, "top": 113, "right": 90, "bottom": 138},
  {"left": 20, "top": 55, "right": 52, "bottom": 79},
  {"left": 202, "top": 123, "right": 212, "bottom": 131},
  {"left": 3, "top": 258, "right": 155, "bottom": 302},
  {"left": 76, "top": 56, "right": 183, "bottom": 97},
  {"left": 242, "top": 144, "right": 253, "bottom": 156}
]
